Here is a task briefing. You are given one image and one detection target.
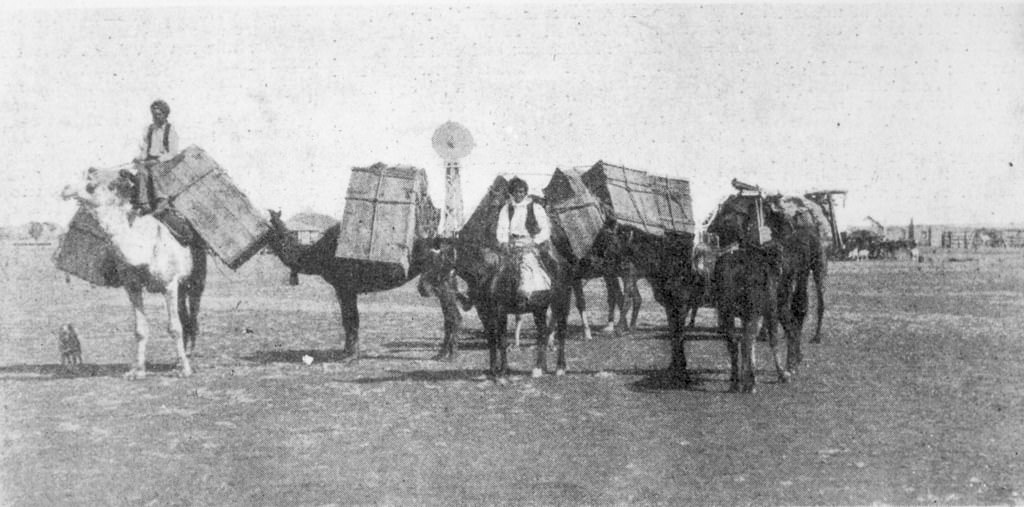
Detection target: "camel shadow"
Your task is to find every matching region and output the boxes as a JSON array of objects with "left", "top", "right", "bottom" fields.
[
  {"left": 0, "top": 362, "right": 183, "bottom": 381},
  {"left": 341, "top": 366, "right": 667, "bottom": 385},
  {"left": 242, "top": 347, "right": 434, "bottom": 364},
  {"left": 629, "top": 367, "right": 791, "bottom": 393},
  {"left": 627, "top": 326, "right": 724, "bottom": 341}
]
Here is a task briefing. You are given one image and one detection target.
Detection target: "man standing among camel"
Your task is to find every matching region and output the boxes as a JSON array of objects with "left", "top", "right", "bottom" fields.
[{"left": 132, "top": 99, "right": 179, "bottom": 215}]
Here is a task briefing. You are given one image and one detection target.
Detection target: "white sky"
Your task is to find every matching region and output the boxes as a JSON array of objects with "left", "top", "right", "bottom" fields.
[{"left": 2, "top": 4, "right": 1023, "bottom": 231}]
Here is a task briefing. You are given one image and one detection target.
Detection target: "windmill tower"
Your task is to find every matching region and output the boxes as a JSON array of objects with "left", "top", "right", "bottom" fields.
[{"left": 432, "top": 121, "right": 475, "bottom": 236}]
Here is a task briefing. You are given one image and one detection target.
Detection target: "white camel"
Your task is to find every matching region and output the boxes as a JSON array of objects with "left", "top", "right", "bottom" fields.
[{"left": 62, "top": 167, "right": 205, "bottom": 378}]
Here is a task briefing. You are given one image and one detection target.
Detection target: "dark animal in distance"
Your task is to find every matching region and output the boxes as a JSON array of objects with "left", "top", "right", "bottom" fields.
[{"left": 57, "top": 323, "right": 83, "bottom": 370}]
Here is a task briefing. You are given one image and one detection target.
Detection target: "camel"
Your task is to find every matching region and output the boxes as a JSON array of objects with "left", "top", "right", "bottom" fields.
[
  {"left": 61, "top": 168, "right": 206, "bottom": 378},
  {"left": 712, "top": 246, "right": 789, "bottom": 393},
  {"left": 265, "top": 210, "right": 437, "bottom": 360},
  {"left": 702, "top": 192, "right": 829, "bottom": 380},
  {"left": 419, "top": 236, "right": 572, "bottom": 380}
]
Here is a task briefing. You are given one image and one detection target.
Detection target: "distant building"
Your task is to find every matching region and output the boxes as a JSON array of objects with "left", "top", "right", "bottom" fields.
[{"left": 285, "top": 212, "right": 337, "bottom": 245}]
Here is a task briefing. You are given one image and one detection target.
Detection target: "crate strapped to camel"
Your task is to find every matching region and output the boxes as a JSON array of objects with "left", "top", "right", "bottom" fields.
[
  {"left": 580, "top": 161, "right": 665, "bottom": 236},
  {"left": 148, "top": 145, "right": 271, "bottom": 269},
  {"left": 649, "top": 174, "right": 695, "bottom": 234},
  {"left": 53, "top": 206, "right": 123, "bottom": 287},
  {"left": 335, "top": 163, "right": 439, "bottom": 278},
  {"left": 542, "top": 168, "right": 607, "bottom": 259}
]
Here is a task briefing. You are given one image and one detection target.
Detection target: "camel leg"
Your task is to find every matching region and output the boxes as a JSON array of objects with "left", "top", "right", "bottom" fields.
[
  {"left": 667, "top": 305, "right": 691, "bottom": 384},
  {"left": 496, "top": 313, "right": 510, "bottom": 378},
  {"left": 738, "top": 316, "right": 761, "bottom": 393},
  {"left": 164, "top": 286, "right": 193, "bottom": 377},
  {"left": 575, "top": 280, "right": 593, "bottom": 341},
  {"left": 777, "top": 280, "right": 803, "bottom": 376},
  {"left": 599, "top": 276, "right": 619, "bottom": 334},
  {"left": 180, "top": 245, "right": 206, "bottom": 357},
  {"left": 513, "top": 314, "right": 524, "bottom": 349},
  {"left": 125, "top": 287, "right": 149, "bottom": 379},
  {"left": 766, "top": 311, "right": 789, "bottom": 384},
  {"left": 627, "top": 277, "right": 642, "bottom": 330},
  {"left": 723, "top": 312, "right": 739, "bottom": 390},
  {"left": 532, "top": 307, "right": 549, "bottom": 377},
  {"left": 429, "top": 271, "right": 462, "bottom": 361},
  {"left": 435, "top": 282, "right": 462, "bottom": 361},
  {"left": 335, "top": 287, "right": 360, "bottom": 360},
  {"left": 551, "top": 284, "right": 572, "bottom": 376},
  {"left": 788, "top": 276, "right": 809, "bottom": 372},
  {"left": 810, "top": 263, "right": 826, "bottom": 343},
  {"left": 484, "top": 311, "right": 501, "bottom": 379}
]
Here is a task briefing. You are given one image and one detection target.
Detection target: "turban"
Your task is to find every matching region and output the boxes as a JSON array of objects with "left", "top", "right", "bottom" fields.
[
  {"left": 150, "top": 100, "right": 170, "bottom": 116},
  {"left": 508, "top": 177, "right": 528, "bottom": 194}
]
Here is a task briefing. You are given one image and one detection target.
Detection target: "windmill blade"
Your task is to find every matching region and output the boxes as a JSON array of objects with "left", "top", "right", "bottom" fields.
[{"left": 432, "top": 121, "right": 475, "bottom": 161}]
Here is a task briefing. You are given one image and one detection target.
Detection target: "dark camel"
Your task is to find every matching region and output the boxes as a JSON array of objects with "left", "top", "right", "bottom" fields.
[
  {"left": 703, "top": 192, "right": 829, "bottom": 379},
  {"left": 266, "top": 210, "right": 436, "bottom": 360},
  {"left": 418, "top": 236, "right": 572, "bottom": 380}
]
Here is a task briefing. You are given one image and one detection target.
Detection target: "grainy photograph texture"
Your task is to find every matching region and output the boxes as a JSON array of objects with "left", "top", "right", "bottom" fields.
[{"left": 2, "top": 4, "right": 1024, "bottom": 505}]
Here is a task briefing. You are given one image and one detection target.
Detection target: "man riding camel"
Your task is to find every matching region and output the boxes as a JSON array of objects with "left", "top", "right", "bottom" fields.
[
  {"left": 496, "top": 177, "right": 551, "bottom": 251},
  {"left": 132, "top": 99, "right": 179, "bottom": 216},
  {"left": 129, "top": 99, "right": 196, "bottom": 245},
  {"left": 495, "top": 177, "right": 557, "bottom": 303}
]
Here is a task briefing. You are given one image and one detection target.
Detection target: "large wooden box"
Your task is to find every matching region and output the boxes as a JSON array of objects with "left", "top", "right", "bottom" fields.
[
  {"left": 151, "top": 145, "right": 270, "bottom": 269},
  {"left": 52, "top": 206, "right": 121, "bottom": 287},
  {"left": 581, "top": 161, "right": 664, "bottom": 236},
  {"left": 543, "top": 168, "right": 607, "bottom": 259},
  {"left": 335, "top": 163, "right": 438, "bottom": 277},
  {"left": 649, "top": 174, "right": 695, "bottom": 234}
]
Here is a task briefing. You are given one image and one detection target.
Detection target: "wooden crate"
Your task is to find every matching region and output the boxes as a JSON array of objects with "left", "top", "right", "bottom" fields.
[
  {"left": 649, "top": 174, "right": 695, "bottom": 234},
  {"left": 543, "top": 168, "right": 607, "bottom": 258},
  {"left": 52, "top": 206, "right": 121, "bottom": 287},
  {"left": 335, "top": 163, "right": 436, "bottom": 276},
  {"left": 151, "top": 145, "right": 271, "bottom": 269},
  {"left": 581, "top": 161, "right": 664, "bottom": 236}
]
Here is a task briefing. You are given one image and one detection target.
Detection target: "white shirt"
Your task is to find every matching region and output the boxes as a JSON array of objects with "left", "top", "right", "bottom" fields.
[
  {"left": 137, "top": 123, "right": 180, "bottom": 162},
  {"left": 496, "top": 197, "right": 551, "bottom": 245}
]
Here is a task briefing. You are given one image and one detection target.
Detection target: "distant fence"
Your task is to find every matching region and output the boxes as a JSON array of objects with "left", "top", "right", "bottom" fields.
[{"left": 915, "top": 227, "right": 1024, "bottom": 249}]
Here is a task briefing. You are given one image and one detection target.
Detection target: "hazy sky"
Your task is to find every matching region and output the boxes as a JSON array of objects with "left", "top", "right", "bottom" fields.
[{"left": 2, "top": 4, "right": 1023, "bottom": 231}]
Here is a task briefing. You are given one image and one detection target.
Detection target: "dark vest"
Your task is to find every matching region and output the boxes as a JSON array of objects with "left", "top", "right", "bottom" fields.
[
  {"left": 145, "top": 123, "right": 171, "bottom": 156},
  {"left": 507, "top": 200, "right": 540, "bottom": 236}
]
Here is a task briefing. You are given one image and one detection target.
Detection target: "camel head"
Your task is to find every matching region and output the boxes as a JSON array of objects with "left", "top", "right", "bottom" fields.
[
  {"left": 61, "top": 167, "right": 136, "bottom": 210},
  {"left": 416, "top": 237, "right": 458, "bottom": 298}
]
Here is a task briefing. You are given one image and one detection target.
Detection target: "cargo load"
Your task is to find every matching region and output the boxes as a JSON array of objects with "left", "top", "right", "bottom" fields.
[
  {"left": 53, "top": 206, "right": 121, "bottom": 287},
  {"left": 150, "top": 145, "right": 271, "bottom": 269},
  {"left": 649, "top": 174, "right": 695, "bottom": 234},
  {"left": 542, "top": 168, "right": 607, "bottom": 259},
  {"left": 335, "top": 163, "right": 440, "bottom": 277},
  {"left": 459, "top": 176, "right": 510, "bottom": 249},
  {"left": 580, "top": 161, "right": 664, "bottom": 236}
]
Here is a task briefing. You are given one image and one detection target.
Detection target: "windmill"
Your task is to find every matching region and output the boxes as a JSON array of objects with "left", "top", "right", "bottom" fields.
[{"left": 432, "top": 121, "right": 475, "bottom": 236}]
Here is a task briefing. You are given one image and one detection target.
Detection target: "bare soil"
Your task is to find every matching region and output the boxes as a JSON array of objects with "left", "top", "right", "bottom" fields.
[{"left": 2, "top": 245, "right": 1023, "bottom": 505}]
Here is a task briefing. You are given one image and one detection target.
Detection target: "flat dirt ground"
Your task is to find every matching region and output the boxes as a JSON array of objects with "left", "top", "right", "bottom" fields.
[{"left": 2, "top": 244, "right": 1023, "bottom": 505}]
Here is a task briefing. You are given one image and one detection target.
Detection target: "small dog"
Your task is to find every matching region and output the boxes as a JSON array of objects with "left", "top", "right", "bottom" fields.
[{"left": 57, "top": 323, "right": 83, "bottom": 370}]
